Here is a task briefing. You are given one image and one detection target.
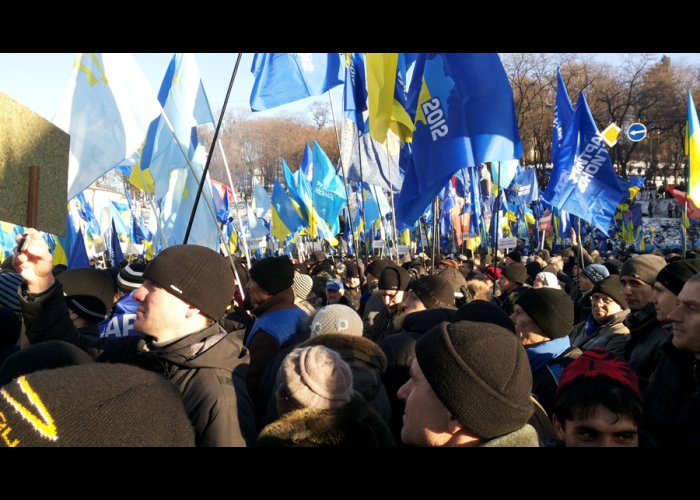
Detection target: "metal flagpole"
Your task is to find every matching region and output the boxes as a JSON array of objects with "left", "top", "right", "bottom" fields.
[{"left": 217, "top": 138, "right": 251, "bottom": 269}]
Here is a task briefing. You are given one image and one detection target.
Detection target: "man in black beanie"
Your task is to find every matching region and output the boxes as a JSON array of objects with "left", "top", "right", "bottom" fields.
[
  {"left": 397, "top": 320, "right": 538, "bottom": 446},
  {"left": 55, "top": 268, "right": 115, "bottom": 337},
  {"left": 13, "top": 229, "right": 256, "bottom": 447},
  {"left": 496, "top": 262, "right": 529, "bottom": 316},
  {"left": 243, "top": 255, "right": 308, "bottom": 418},
  {"left": 364, "top": 265, "right": 411, "bottom": 342}
]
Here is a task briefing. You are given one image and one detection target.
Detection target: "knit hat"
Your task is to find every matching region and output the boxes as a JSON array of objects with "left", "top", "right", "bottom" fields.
[
  {"left": 415, "top": 321, "right": 533, "bottom": 439},
  {"left": 0, "top": 272, "right": 22, "bottom": 313},
  {"left": 0, "top": 340, "right": 95, "bottom": 386},
  {"left": 116, "top": 262, "right": 146, "bottom": 293},
  {"left": 365, "top": 259, "right": 392, "bottom": 279},
  {"left": 502, "top": 262, "right": 527, "bottom": 284},
  {"left": 437, "top": 267, "right": 469, "bottom": 295},
  {"left": 535, "top": 271, "right": 560, "bottom": 289},
  {"left": 620, "top": 254, "right": 667, "bottom": 285},
  {"left": 484, "top": 266, "right": 501, "bottom": 281},
  {"left": 56, "top": 269, "right": 114, "bottom": 323},
  {"left": 378, "top": 265, "right": 410, "bottom": 292},
  {"left": 536, "top": 249, "right": 550, "bottom": 261},
  {"left": 279, "top": 345, "right": 354, "bottom": 410},
  {"left": 526, "top": 261, "right": 542, "bottom": 282},
  {"left": 451, "top": 300, "right": 516, "bottom": 334},
  {"left": 410, "top": 275, "right": 454, "bottom": 309},
  {"left": 603, "top": 259, "right": 623, "bottom": 275},
  {"left": 515, "top": 288, "right": 574, "bottom": 339},
  {"left": 591, "top": 275, "right": 628, "bottom": 309},
  {"left": 557, "top": 348, "right": 641, "bottom": 401},
  {"left": 655, "top": 258, "right": 700, "bottom": 296},
  {"left": 292, "top": 272, "right": 313, "bottom": 300},
  {"left": 310, "top": 304, "right": 363, "bottom": 338},
  {"left": 325, "top": 278, "right": 344, "bottom": 292},
  {"left": 507, "top": 250, "right": 522, "bottom": 263},
  {"left": 345, "top": 262, "right": 360, "bottom": 279},
  {"left": 0, "top": 363, "right": 195, "bottom": 447},
  {"left": 249, "top": 256, "right": 294, "bottom": 295},
  {"left": 143, "top": 244, "right": 236, "bottom": 320},
  {"left": 581, "top": 264, "right": 609, "bottom": 284}
]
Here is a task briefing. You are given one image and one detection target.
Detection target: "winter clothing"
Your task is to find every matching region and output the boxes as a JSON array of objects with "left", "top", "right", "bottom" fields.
[
  {"left": 311, "top": 304, "right": 363, "bottom": 337},
  {"left": 570, "top": 309, "right": 630, "bottom": 357},
  {"left": 516, "top": 287, "right": 574, "bottom": 339},
  {"left": 249, "top": 256, "right": 295, "bottom": 295},
  {"left": 620, "top": 254, "right": 667, "bottom": 285},
  {"left": 56, "top": 268, "right": 114, "bottom": 323},
  {"left": 526, "top": 337, "right": 582, "bottom": 417},
  {"left": 655, "top": 258, "right": 700, "bottom": 296}
]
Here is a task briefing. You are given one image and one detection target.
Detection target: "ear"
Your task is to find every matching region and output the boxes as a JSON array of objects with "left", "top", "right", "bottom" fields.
[
  {"left": 184, "top": 305, "right": 202, "bottom": 318},
  {"left": 446, "top": 415, "right": 464, "bottom": 435},
  {"left": 552, "top": 415, "right": 566, "bottom": 441}
]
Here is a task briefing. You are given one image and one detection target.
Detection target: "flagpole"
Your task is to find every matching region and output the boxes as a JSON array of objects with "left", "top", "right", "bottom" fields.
[
  {"left": 431, "top": 197, "right": 440, "bottom": 275},
  {"left": 327, "top": 91, "right": 361, "bottom": 274},
  {"left": 492, "top": 162, "right": 501, "bottom": 299},
  {"left": 184, "top": 53, "right": 241, "bottom": 244},
  {"left": 130, "top": 165, "right": 168, "bottom": 253},
  {"left": 356, "top": 129, "right": 370, "bottom": 265},
  {"left": 386, "top": 143, "right": 400, "bottom": 263},
  {"left": 217, "top": 139, "right": 251, "bottom": 269}
]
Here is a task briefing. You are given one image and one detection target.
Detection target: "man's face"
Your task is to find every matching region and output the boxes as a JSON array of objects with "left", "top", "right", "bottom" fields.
[
  {"left": 244, "top": 279, "right": 271, "bottom": 310},
  {"left": 498, "top": 275, "right": 514, "bottom": 293},
  {"left": 650, "top": 281, "right": 677, "bottom": 322},
  {"left": 510, "top": 304, "right": 546, "bottom": 345},
  {"left": 578, "top": 275, "right": 594, "bottom": 292},
  {"left": 132, "top": 279, "right": 193, "bottom": 341},
  {"left": 325, "top": 288, "right": 343, "bottom": 304},
  {"left": 591, "top": 293, "right": 623, "bottom": 321},
  {"left": 555, "top": 404, "right": 638, "bottom": 447},
  {"left": 667, "top": 282, "right": 700, "bottom": 357},
  {"left": 400, "top": 290, "right": 426, "bottom": 315},
  {"left": 620, "top": 276, "right": 653, "bottom": 312},
  {"left": 381, "top": 289, "right": 405, "bottom": 312},
  {"left": 397, "top": 359, "right": 454, "bottom": 446}
]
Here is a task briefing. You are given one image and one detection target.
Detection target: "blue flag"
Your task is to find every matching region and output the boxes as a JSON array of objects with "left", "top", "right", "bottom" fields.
[
  {"left": 250, "top": 53, "right": 344, "bottom": 112},
  {"left": 552, "top": 69, "right": 575, "bottom": 170},
  {"left": 395, "top": 53, "right": 522, "bottom": 225},
  {"left": 68, "top": 228, "right": 90, "bottom": 269},
  {"left": 511, "top": 167, "right": 539, "bottom": 204},
  {"left": 110, "top": 219, "right": 125, "bottom": 266},
  {"left": 543, "top": 92, "right": 627, "bottom": 235}
]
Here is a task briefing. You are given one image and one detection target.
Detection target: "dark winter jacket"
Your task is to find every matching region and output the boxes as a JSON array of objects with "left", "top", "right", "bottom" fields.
[
  {"left": 624, "top": 303, "right": 672, "bottom": 393},
  {"left": 256, "top": 393, "right": 395, "bottom": 447},
  {"left": 20, "top": 281, "right": 256, "bottom": 447},
  {"left": 526, "top": 338, "right": 582, "bottom": 417},
  {"left": 570, "top": 309, "right": 630, "bottom": 357}
]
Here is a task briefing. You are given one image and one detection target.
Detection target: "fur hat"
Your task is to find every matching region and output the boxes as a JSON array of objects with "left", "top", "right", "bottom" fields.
[
  {"left": 620, "top": 254, "right": 667, "bottom": 285},
  {"left": 0, "top": 363, "right": 195, "bottom": 447},
  {"left": 143, "top": 244, "right": 236, "bottom": 320},
  {"left": 451, "top": 300, "right": 516, "bottom": 334},
  {"left": 310, "top": 304, "right": 363, "bottom": 337},
  {"left": 591, "top": 275, "right": 628, "bottom": 309},
  {"left": 292, "top": 272, "right": 313, "bottom": 300},
  {"left": 415, "top": 321, "right": 533, "bottom": 439},
  {"left": 0, "top": 272, "right": 22, "bottom": 314},
  {"left": 581, "top": 264, "right": 609, "bottom": 284},
  {"left": 411, "top": 275, "right": 454, "bottom": 309},
  {"left": 502, "top": 262, "right": 527, "bottom": 285},
  {"left": 279, "top": 345, "right": 354, "bottom": 410},
  {"left": 56, "top": 269, "right": 115, "bottom": 323},
  {"left": 655, "top": 258, "right": 700, "bottom": 296},
  {"left": 378, "top": 265, "right": 410, "bottom": 292},
  {"left": 557, "top": 348, "right": 641, "bottom": 401},
  {"left": 117, "top": 262, "right": 146, "bottom": 293},
  {"left": 515, "top": 288, "right": 574, "bottom": 339},
  {"left": 249, "top": 256, "right": 294, "bottom": 295}
]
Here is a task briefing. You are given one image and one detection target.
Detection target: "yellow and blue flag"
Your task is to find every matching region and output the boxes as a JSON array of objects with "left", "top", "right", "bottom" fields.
[
  {"left": 686, "top": 92, "right": 700, "bottom": 207},
  {"left": 271, "top": 178, "right": 304, "bottom": 242}
]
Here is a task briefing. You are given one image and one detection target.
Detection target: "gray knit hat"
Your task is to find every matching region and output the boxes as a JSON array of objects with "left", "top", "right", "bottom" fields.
[
  {"left": 582, "top": 264, "right": 609, "bottom": 284},
  {"left": 292, "top": 272, "right": 313, "bottom": 300},
  {"left": 620, "top": 254, "right": 667, "bottom": 285},
  {"left": 0, "top": 272, "right": 22, "bottom": 313},
  {"left": 310, "top": 304, "right": 363, "bottom": 337},
  {"left": 415, "top": 321, "right": 533, "bottom": 439},
  {"left": 502, "top": 262, "right": 528, "bottom": 285},
  {"left": 279, "top": 345, "right": 354, "bottom": 410},
  {"left": 410, "top": 275, "right": 455, "bottom": 309}
]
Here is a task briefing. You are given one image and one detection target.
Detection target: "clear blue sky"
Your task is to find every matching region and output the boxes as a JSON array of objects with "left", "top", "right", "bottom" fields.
[{"left": 1, "top": 53, "right": 698, "bottom": 124}]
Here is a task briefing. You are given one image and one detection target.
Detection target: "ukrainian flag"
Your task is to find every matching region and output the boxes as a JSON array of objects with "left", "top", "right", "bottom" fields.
[
  {"left": 686, "top": 92, "right": 700, "bottom": 207},
  {"left": 271, "top": 179, "right": 304, "bottom": 242}
]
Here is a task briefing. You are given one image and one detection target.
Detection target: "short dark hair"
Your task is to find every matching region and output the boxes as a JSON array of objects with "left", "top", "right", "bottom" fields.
[{"left": 554, "top": 378, "right": 643, "bottom": 428}]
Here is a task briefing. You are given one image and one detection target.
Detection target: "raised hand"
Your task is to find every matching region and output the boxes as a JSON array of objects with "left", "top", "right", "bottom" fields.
[{"left": 13, "top": 228, "right": 56, "bottom": 294}]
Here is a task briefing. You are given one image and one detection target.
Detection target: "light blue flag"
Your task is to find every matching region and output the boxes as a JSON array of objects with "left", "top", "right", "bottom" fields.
[
  {"left": 511, "top": 167, "right": 539, "bottom": 204},
  {"left": 491, "top": 160, "right": 519, "bottom": 189},
  {"left": 53, "top": 53, "right": 162, "bottom": 200},
  {"left": 312, "top": 140, "right": 347, "bottom": 234},
  {"left": 543, "top": 92, "right": 628, "bottom": 235},
  {"left": 552, "top": 69, "right": 575, "bottom": 170},
  {"left": 299, "top": 143, "right": 313, "bottom": 183},
  {"left": 73, "top": 192, "right": 101, "bottom": 241},
  {"left": 395, "top": 53, "right": 523, "bottom": 226},
  {"left": 143, "top": 53, "right": 215, "bottom": 202},
  {"left": 109, "top": 200, "right": 131, "bottom": 236},
  {"left": 250, "top": 53, "right": 344, "bottom": 112}
]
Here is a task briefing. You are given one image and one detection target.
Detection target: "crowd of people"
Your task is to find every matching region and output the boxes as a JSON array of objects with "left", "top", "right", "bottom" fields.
[{"left": 0, "top": 226, "right": 699, "bottom": 447}]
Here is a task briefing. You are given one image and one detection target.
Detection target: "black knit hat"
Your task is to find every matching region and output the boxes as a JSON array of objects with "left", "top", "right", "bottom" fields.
[
  {"left": 655, "top": 258, "right": 700, "bottom": 296},
  {"left": 0, "top": 363, "right": 195, "bottom": 447},
  {"left": 410, "top": 275, "right": 454, "bottom": 309},
  {"left": 591, "top": 275, "right": 628, "bottom": 309},
  {"left": 525, "top": 261, "right": 542, "bottom": 282},
  {"left": 620, "top": 254, "right": 667, "bottom": 285},
  {"left": 502, "top": 262, "right": 527, "bottom": 284},
  {"left": 0, "top": 340, "right": 95, "bottom": 386},
  {"left": 56, "top": 269, "right": 115, "bottom": 323},
  {"left": 143, "top": 244, "right": 236, "bottom": 320},
  {"left": 451, "top": 300, "right": 516, "bottom": 334},
  {"left": 117, "top": 262, "right": 147, "bottom": 293},
  {"left": 515, "top": 288, "right": 574, "bottom": 339},
  {"left": 378, "top": 265, "right": 410, "bottom": 292},
  {"left": 249, "top": 255, "right": 294, "bottom": 295},
  {"left": 507, "top": 250, "right": 522, "bottom": 263},
  {"left": 415, "top": 321, "right": 533, "bottom": 439},
  {"left": 365, "top": 258, "right": 392, "bottom": 279}
]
